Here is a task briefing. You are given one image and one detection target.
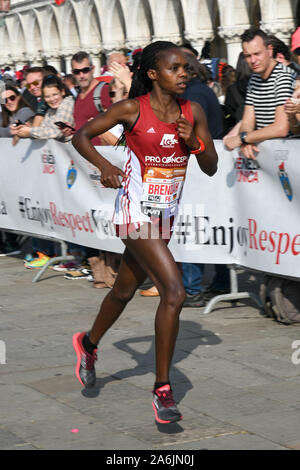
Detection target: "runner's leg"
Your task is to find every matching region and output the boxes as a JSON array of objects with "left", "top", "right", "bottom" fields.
[
  {"left": 89, "top": 226, "right": 185, "bottom": 384},
  {"left": 88, "top": 248, "right": 148, "bottom": 345},
  {"left": 121, "top": 233, "right": 186, "bottom": 384}
]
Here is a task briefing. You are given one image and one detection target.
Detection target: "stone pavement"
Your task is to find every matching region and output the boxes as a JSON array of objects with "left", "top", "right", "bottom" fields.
[{"left": 0, "top": 254, "right": 300, "bottom": 451}]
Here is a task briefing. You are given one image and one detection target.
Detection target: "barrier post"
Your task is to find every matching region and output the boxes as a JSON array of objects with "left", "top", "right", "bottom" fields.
[
  {"left": 0, "top": 229, "right": 76, "bottom": 283},
  {"left": 32, "top": 239, "right": 75, "bottom": 283},
  {"left": 203, "top": 265, "right": 262, "bottom": 314}
]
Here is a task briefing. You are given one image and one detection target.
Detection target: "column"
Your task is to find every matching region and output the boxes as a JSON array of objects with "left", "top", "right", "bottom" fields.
[
  {"left": 260, "top": 19, "right": 296, "bottom": 44},
  {"left": 184, "top": 30, "right": 215, "bottom": 58},
  {"left": 62, "top": 51, "right": 75, "bottom": 74},
  {"left": 151, "top": 33, "right": 182, "bottom": 45},
  {"left": 218, "top": 26, "right": 248, "bottom": 67},
  {"left": 89, "top": 50, "right": 101, "bottom": 77},
  {"left": 43, "top": 50, "right": 62, "bottom": 73},
  {"left": 26, "top": 54, "right": 44, "bottom": 67},
  {"left": 259, "top": 0, "right": 296, "bottom": 44}
]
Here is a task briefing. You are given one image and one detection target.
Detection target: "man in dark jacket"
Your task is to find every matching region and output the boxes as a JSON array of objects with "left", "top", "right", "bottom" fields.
[
  {"left": 180, "top": 52, "right": 223, "bottom": 139},
  {"left": 180, "top": 49, "right": 230, "bottom": 308}
]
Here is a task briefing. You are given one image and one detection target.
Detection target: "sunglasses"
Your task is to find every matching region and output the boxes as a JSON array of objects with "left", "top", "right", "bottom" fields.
[
  {"left": 26, "top": 80, "right": 41, "bottom": 89},
  {"left": 5, "top": 95, "right": 17, "bottom": 103},
  {"left": 72, "top": 67, "right": 92, "bottom": 75}
]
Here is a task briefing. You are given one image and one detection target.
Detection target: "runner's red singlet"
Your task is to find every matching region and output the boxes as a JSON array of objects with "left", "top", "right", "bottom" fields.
[{"left": 113, "top": 93, "right": 194, "bottom": 237}]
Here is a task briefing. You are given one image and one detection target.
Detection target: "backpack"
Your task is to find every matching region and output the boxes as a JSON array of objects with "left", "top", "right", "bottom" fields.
[
  {"left": 76, "top": 81, "right": 108, "bottom": 113},
  {"left": 260, "top": 275, "right": 300, "bottom": 325},
  {"left": 93, "top": 81, "right": 108, "bottom": 113}
]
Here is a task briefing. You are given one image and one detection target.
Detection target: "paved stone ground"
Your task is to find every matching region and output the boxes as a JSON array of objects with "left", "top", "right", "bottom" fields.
[{"left": 0, "top": 253, "right": 300, "bottom": 450}]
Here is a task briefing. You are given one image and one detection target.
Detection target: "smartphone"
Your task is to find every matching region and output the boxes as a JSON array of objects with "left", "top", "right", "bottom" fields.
[
  {"left": 55, "top": 121, "right": 75, "bottom": 131},
  {"left": 14, "top": 120, "right": 24, "bottom": 126}
]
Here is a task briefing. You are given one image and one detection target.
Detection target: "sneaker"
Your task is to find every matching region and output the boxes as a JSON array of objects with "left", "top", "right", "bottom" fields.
[
  {"left": 0, "top": 243, "right": 21, "bottom": 257},
  {"left": 64, "top": 268, "right": 92, "bottom": 280},
  {"left": 24, "top": 252, "right": 50, "bottom": 269},
  {"left": 182, "top": 292, "right": 205, "bottom": 308},
  {"left": 72, "top": 332, "right": 97, "bottom": 388},
  {"left": 152, "top": 384, "right": 182, "bottom": 424},
  {"left": 52, "top": 261, "right": 80, "bottom": 272},
  {"left": 24, "top": 253, "right": 36, "bottom": 263}
]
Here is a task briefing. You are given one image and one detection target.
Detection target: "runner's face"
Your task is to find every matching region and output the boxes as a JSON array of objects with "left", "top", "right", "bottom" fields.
[{"left": 151, "top": 49, "right": 189, "bottom": 94}]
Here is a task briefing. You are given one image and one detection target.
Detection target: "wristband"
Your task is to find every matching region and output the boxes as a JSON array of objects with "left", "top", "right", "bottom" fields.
[{"left": 189, "top": 137, "right": 205, "bottom": 155}]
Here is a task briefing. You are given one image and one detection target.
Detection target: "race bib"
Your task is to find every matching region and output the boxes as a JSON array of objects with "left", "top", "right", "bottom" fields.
[{"left": 141, "top": 167, "right": 186, "bottom": 219}]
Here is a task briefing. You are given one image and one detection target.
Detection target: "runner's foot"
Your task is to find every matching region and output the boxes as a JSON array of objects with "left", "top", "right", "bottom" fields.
[
  {"left": 152, "top": 384, "right": 182, "bottom": 424},
  {"left": 72, "top": 332, "right": 97, "bottom": 388}
]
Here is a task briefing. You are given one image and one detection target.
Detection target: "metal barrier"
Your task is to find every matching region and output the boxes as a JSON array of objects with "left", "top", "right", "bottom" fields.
[
  {"left": 0, "top": 229, "right": 75, "bottom": 283},
  {"left": 203, "top": 265, "right": 262, "bottom": 314},
  {"left": 1, "top": 228, "right": 262, "bottom": 313}
]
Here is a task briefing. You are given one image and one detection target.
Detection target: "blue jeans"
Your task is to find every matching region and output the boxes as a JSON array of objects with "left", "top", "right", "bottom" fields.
[
  {"left": 181, "top": 263, "right": 230, "bottom": 295},
  {"left": 181, "top": 263, "right": 205, "bottom": 295}
]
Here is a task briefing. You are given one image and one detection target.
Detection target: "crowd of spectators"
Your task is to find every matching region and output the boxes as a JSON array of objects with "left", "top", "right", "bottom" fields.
[{"left": 1, "top": 26, "right": 300, "bottom": 303}]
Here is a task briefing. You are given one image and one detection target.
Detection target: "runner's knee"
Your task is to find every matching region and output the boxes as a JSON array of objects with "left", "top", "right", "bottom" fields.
[
  {"left": 110, "top": 285, "right": 136, "bottom": 305},
  {"left": 160, "top": 282, "right": 186, "bottom": 309}
]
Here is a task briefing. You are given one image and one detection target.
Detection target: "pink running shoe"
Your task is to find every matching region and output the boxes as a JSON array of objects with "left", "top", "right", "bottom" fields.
[
  {"left": 72, "top": 332, "right": 97, "bottom": 388},
  {"left": 152, "top": 384, "right": 183, "bottom": 424}
]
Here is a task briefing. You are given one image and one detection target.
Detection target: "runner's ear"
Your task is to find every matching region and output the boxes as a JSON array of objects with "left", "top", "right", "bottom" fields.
[{"left": 147, "top": 69, "right": 157, "bottom": 81}]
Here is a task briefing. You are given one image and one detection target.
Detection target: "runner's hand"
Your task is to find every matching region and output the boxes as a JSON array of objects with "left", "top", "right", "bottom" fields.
[
  {"left": 176, "top": 114, "right": 199, "bottom": 150},
  {"left": 100, "top": 163, "right": 127, "bottom": 189}
]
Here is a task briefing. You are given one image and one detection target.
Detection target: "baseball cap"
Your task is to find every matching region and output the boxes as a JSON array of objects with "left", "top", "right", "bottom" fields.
[{"left": 291, "top": 27, "right": 300, "bottom": 52}]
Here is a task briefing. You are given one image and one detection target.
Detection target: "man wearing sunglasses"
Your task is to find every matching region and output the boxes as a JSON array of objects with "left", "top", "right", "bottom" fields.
[
  {"left": 22, "top": 67, "right": 48, "bottom": 126},
  {"left": 70, "top": 51, "right": 112, "bottom": 146}
]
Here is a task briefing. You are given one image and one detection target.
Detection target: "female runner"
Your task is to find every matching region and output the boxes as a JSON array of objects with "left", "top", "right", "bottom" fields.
[{"left": 72, "top": 41, "right": 218, "bottom": 424}]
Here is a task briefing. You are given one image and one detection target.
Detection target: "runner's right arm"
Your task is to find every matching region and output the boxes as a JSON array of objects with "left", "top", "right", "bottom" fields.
[{"left": 72, "top": 99, "right": 139, "bottom": 188}]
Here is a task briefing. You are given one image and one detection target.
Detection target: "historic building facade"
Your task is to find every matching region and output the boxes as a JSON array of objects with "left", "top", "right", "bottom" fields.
[{"left": 0, "top": 0, "right": 299, "bottom": 74}]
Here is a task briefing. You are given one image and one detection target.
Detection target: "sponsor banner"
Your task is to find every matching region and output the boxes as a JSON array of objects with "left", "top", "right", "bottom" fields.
[{"left": 0, "top": 138, "right": 299, "bottom": 278}]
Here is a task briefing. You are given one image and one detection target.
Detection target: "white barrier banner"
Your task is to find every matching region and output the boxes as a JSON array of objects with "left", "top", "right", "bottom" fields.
[{"left": 0, "top": 138, "right": 299, "bottom": 278}]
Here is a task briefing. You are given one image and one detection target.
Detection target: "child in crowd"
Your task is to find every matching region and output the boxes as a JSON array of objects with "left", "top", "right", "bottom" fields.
[{"left": 11, "top": 75, "right": 74, "bottom": 142}]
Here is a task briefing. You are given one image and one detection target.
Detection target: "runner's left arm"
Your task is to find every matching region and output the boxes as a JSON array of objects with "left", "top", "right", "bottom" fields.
[{"left": 176, "top": 101, "right": 218, "bottom": 176}]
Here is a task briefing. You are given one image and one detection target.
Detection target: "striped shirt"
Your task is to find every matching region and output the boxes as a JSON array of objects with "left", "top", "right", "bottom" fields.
[{"left": 245, "top": 62, "right": 295, "bottom": 129}]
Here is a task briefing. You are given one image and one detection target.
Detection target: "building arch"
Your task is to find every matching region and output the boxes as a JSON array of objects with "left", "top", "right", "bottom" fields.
[
  {"left": 246, "top": 0, "right": 261, "bottom": 28},
  {"left": 181, "top": 0, "right": 215, "bottom": 56},
  {"left": 38, "top": 6, "right": 62, "bottom": 72},
  {"left": 259, "top": 0, "right": 295, "bottom": 43},
  {"left": 20, "top": 9, "right": 43, "bottom": 65},
  {"left": 0, "top": 22, "right": 11, "bottom": 66},
  {"left": 150, "top": 0, "right": 183, "bottom": 44},
  {"left": 94, "top": 0, "right": 126, "bottom": 53},
  {"left": 120, "top": 0, "right": 153, "bottom": 50},
  {"left": 0, "top": 0, "right": 299, "bottom": 70},
  {"left": 4, "top": 13, "right": 27, "bottom": 67}
]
